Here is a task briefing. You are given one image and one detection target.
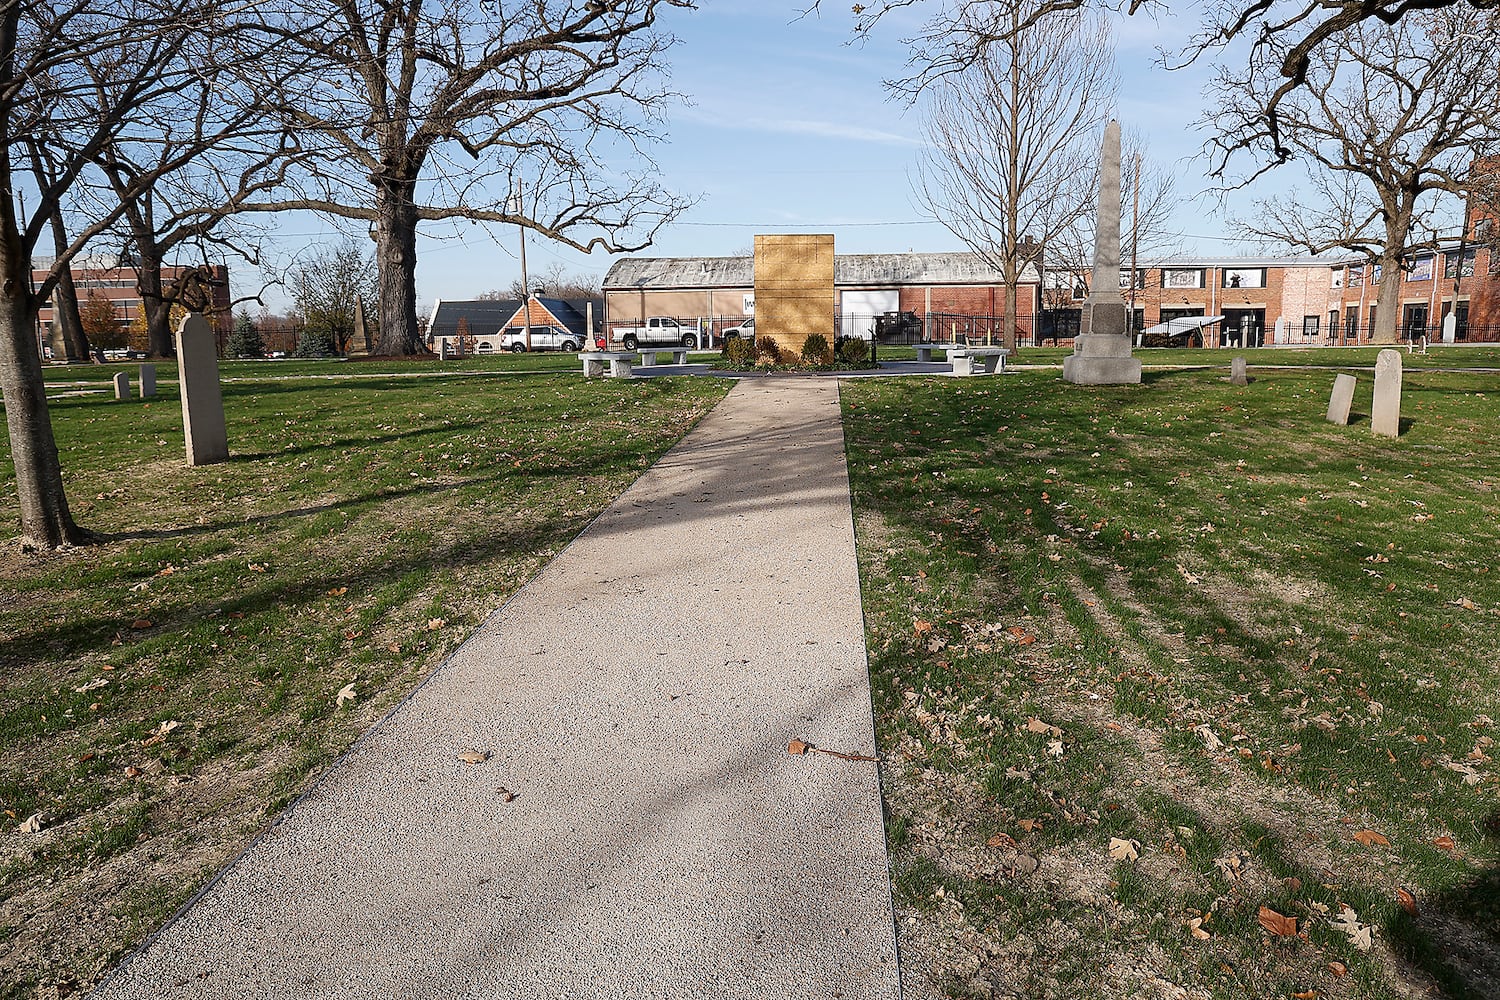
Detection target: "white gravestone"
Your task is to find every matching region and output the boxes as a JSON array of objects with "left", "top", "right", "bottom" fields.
[
  {"left": 1372, "top": 349, "right": 1402, "bottom": 438},
  {"left": 1230, "top": 357, "right": 1248, "bottom": 386},
  {"left": 175, "top": 313, "right": 229, "bottom": 464},
  {"left": 113, "top": 371, "right": 130, "bottom": 400},
  {"left": 1326, "top": 374, "right": 1356, "bottom": 425}
]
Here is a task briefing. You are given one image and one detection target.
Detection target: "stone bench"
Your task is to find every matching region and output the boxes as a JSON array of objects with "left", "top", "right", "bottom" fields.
[
  {"left": 913, "top": 342, "right": 948, "bottom": 363},
  {"left": 636, "top": 347, "right": 692, "bottom": 366},
  {"left": 949, "top": 347, "right": 1009, "bottom": 375},
  {"left": 580, "top": 351, "right": 636, "bottom": 378}
]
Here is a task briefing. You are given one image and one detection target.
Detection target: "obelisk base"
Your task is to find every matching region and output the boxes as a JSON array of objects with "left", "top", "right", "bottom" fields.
[{"left": 1062, "top": 351, "right": 1142, "bottom": 384}]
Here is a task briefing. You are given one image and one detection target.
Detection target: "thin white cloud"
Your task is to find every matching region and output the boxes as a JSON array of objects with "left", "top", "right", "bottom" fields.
[{"left": 760, "top": 118, "right": 922, "bottom": 146}]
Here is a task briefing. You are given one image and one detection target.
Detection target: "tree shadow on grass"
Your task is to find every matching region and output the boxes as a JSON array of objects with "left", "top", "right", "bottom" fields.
[
  {"left": 1387, "top": 810, "right": 1500, "bottom": 999},
  {"left": 228, "top": 419, "right": 486, "bottom": 461}
]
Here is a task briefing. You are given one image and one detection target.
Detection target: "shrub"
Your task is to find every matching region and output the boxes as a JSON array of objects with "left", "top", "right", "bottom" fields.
[
  {"left": 293, "top": 328, "right": 336, "bottom": 358},
  {"left": 838, "top": 337, "right": 869, "bottom": 366},
  {"left": 724, "top": 336, "right": 756, "bottom": 367},
  {"left": 756, "top": 338, "right": 782, "bottom": 366},
  {"left": 227, "top": 311, "right": 264, "bottom": 358},
  {"left": 800, "top": 333, "right": 832, "bottom": 367}
]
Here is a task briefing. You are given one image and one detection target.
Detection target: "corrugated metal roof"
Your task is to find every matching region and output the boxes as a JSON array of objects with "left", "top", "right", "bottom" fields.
[{"left": 603, "top": 252, "right": 1041, "bottom": 289}]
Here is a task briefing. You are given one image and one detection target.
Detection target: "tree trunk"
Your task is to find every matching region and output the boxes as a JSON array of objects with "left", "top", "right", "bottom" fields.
[
  {"left": 1371, "top": 252, "right": 1402, "bottom": 344},
  {"left": 0, "top": 243, "right": 87, "bottom": 548},
  {"left": 132, "top": 237, "right": 174, "bottom": 358},
  {"left": 373, "top": 176, "right": 421, "bottom": 356},
  {"left": 47, "top": 210, "right": 90, "bottom": 362}
]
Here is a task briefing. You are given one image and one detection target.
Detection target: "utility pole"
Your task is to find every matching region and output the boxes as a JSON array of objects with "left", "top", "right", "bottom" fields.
[
  {"left": 511, "top": 178, "right": 533, "bottom": 351},
  {"left": 1129, "top": 151, "right": 1140, "bottom": 343}
]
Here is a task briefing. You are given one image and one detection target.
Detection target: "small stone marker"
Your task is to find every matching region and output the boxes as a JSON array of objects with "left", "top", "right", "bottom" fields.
[
  {"left": 439, "top": 339, "right": 452, "bottom": 360},
  {"left": 175, "top": 312, "right": 229, "bottom": 465},
  {"left": 1326, "top": 373, "right": 1356, "bottom": 425},
  {"left": 1230, "top": 356, "right": 1248, "bottom": 386},
  {"left": 139, "top": 363, "right": 156, "bottom": 398},
  {"left": 1372, "top": 349, "right": 1402, "bottom": 438},
  {"left": 113, "top": 371, "right": 130, "bottom": 400}
]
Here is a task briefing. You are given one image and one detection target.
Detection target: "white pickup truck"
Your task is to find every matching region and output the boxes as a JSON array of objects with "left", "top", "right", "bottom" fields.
[{"left": 613, "top": 316, "right": 700, "bottom": 350}]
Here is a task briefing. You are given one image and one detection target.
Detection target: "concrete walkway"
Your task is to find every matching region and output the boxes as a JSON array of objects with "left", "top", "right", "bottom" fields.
[{"left": 95, "top": 378, "right": 899, "bottom": 1000}]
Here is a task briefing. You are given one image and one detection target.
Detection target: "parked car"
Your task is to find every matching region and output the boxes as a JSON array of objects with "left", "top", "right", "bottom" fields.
[
  {"left": 499, "top": 326, "right": 582, "bottom": 353},
  {"left": 722, "top": 317, "right": 755, "bottom": 341},
  {"left": 613, "top": 316, "right": 699, "bottom": 350}
]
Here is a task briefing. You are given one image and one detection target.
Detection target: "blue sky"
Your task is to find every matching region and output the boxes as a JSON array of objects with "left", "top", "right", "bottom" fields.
[{"left": 258, "top": 2, "right": 1272, "bottom": 313}]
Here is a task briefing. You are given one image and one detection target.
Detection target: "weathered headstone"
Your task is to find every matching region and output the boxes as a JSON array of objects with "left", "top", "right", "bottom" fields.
[
  {"left": 439, "top": 339, "right": 452, "bottom": 361},
  {"left": 92, "top": 348, "right": 105, "bottom": 365},
  {"left": 1372, "top": 349, "right": 1402, "bottom": 438},
  {"left": 1062, "top": 120, "right": 1142, "bottom": 385},
  {"left": 113, "top": 371, "right": 130, "bottom": 400},
  {"left": 1441, "top": 313, "right": 1456, "bottom": 343},
  {"left": 175, "top": 312, "right": 229, "bottom": 465},
  {"left": 1230, "top": 356, "right": 1248, "bottom": 386},
  {"left": 139, "top": 363, "right": 156, "bottom": 398},
  {"left": 1326, "top": 373, "right": 1356, "bottom": 425}
]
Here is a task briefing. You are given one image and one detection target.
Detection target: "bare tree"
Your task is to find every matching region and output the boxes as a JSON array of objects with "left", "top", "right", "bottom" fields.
[
  {"left": 1207, "top": 8, "right": 1500, "bottom": 342},
  {"left": 289, "top": 239, "right": 377, "bottom": 354},
  {"left": 498, "top": 261, "right": 601, "bottom": 300},
  {"left": 912, "top": 4, "right": 1118, "bottom": 350},
  {"left": 822, "top": 0, "right": 1497, "bottom": 153},
  {"left": 0, "top": 2, "right": 295, "bottom": 549},
  {"left": 239, "top": 0, "right": 696, "bottom": 356}
]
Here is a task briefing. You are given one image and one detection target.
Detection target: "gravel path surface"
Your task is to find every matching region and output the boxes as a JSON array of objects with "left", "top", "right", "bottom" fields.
[{"left": 94, "top": 377, "right": 899, "bottom": 1000}]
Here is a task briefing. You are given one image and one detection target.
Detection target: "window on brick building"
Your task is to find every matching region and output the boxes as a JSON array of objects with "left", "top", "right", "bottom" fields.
[
  {"left": 1302, "top": 315, "right": 1319, "bottom": 337},
  {"left": 1443, "top": 248, "right": 1476, "bottom": 279}
]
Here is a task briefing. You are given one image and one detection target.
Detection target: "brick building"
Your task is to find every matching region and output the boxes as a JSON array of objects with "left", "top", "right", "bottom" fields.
[
  {"left": 33, "top": 257, "right": 233, "bottom": 352},
  {"left": 602, "top": 252, "right": 1042, "bottom": 346}
]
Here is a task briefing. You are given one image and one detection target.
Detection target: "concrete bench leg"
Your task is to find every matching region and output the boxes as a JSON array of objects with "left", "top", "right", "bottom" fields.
[
  {"left": 951, "top": 356, "right": 970, "bottom": 376},
  {"left": 915, "top": 347, "right": 933, "bottom": 363},
  {"left": 609, "top": 359, "right": 634, "bottom": 378},
  {"left": 980, "top": 354, "right": 1000, "bottom": 374},
  {"left": 583, "top": 357, "right": 605, "bottom": 377}
]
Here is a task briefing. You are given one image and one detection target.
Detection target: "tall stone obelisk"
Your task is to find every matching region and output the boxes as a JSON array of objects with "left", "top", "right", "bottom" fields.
[{"left": 1062, "top": 120, "right": 1142, "bottom": 385}]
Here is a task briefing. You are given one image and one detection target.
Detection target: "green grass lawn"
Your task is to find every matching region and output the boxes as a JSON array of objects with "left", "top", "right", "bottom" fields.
[
  {"left": 842, "top": 367, "right": 1500, "bottom": 999},
  {"left": 870, "top": 344, "right": 1500, "bottom": 370},
  {"left": 0, "top": 368, "right": 729, "bottom": 997}
]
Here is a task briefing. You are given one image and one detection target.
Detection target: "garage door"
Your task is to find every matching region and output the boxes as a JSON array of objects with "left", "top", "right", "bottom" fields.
[{"left": 840, "top": 290, "right": 899, "bottom": 340}]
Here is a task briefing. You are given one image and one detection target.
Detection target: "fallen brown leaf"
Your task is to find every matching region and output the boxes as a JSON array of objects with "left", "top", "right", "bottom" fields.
[
  {"left": 1353, "top": 829, "right": 1390, "bottom": 848},
  {"left": 1025, "top": 718, "right": 1063, "bottom": 738},
  {"left": 1108, "top": 837, "right": 1139, "bottom": 861},
  {"left": 913, "top": 619, "right": 933, "bottom": 636},
  {"left": 1328, "top": 961, "right": 1347, "bottom": 977},
  {"left": 130, "top": 619, "right": 153, "bottom": 630},
  {"left": 1017, "top": 818, "right": 1040, "bottom": 833},
  {"left": 1187, "top": 916, "right": 1211, "bottom": 940},
  {"left": 1292, "top": 991, "right": 1317, "bottom": 999},
  {"left": 1397, "top": 888, "right": 1418, "bottom": 916},
  {"left": 788, "top": 739, "right": 809, "bottom": 755},
  {"left": 1433, "top": 835, "right": 1457, "bottom": 851},
  {"left": 1258, "top": 906, "right": 1298, "bottom": 937},
  {"left": 456, "top": 749, "right": 490, "bottom": 764}
]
